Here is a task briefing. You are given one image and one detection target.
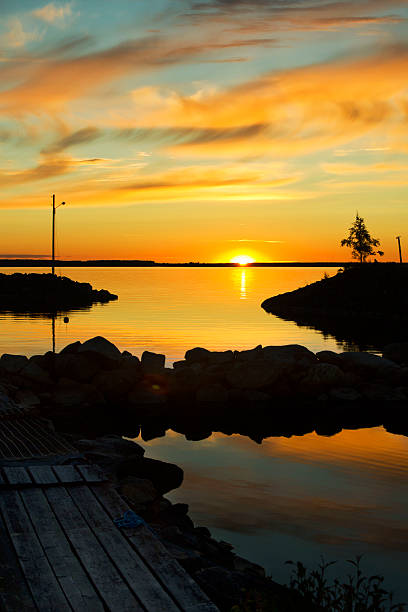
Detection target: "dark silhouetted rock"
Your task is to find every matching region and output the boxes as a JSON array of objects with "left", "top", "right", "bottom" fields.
[
  {"left": 316, "top": 350, "right": 343, "bottom": 366},
  {"left": 185, "top": 347, "right": 210, "bottom": 364},
  {"left": 117, "top": 457, "right": 183, "bottom": 494},
  {"left": 119, "top": 477, "right": 158, "bottom": 506},
  {"left": 60, "top": 341, "right": 81, "bottom": 355},
  {"left": 141, "top": 351, "right": 165, "bottom": 373},
  {"left": 20, "top": 362, "right": 51, "bottom": 386},
  {"left": 263, "top": 344, "right": 317, "bottom": 365},
  {"left": 0, "top": 354, "right": 28, "bottom": 374},
  {"left": 78, "top": 336, "right": 121, "bottom": 361},
  {"left": 235, "top": 345, "right": 263, "bottom": 361}
]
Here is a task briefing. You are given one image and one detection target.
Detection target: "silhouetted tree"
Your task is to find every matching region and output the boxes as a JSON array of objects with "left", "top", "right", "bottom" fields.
[{"left": 341, "top": 213, "right": 384, "bottom": 263}]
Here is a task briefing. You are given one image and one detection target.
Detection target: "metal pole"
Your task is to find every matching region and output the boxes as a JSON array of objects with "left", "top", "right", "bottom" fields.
[
  {"left": 52, "top": 194, "right": 55, "bottom": 275},
  {"left": 396, "top": 236, "right": 402, "bottom": 263}
]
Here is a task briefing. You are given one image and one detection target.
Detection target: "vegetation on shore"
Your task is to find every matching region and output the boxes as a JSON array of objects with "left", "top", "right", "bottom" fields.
[{"left": 232, "top": 557, "right": 405, "bottom": 612}]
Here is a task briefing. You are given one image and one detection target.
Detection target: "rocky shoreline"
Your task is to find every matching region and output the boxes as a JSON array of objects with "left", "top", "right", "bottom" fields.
[
  {"left": 261, "top": 263, "right": 408, "bottom": 351},
  {"left": 2, "top": 336, "right": 408, "bottom": 609},
  {"left": 0, "top": 272, "right": 118, "bottom": 312}
]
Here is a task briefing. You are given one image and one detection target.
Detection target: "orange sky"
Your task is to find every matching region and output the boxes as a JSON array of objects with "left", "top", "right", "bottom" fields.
[{"left": 1, "top": 1, "right": 407, "bottom": 262}]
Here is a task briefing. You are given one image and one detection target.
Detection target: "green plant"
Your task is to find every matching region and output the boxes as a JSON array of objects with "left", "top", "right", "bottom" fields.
[{"left": 285, "top": 556, "right": 405, "bottom": 612}]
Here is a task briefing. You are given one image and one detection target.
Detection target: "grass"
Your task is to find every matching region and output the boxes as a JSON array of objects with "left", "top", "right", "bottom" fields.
[{"left": 231, "top": 556, "right": 405, "bottom": 612}]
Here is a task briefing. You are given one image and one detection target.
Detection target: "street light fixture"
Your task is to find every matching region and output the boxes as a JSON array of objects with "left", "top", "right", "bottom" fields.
[{"left": 52, "top": 194, "right": 66, "bottom": 275}]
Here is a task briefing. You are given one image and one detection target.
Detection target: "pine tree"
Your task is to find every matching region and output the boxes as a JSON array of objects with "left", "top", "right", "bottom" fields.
[{"left": 340, "top": 213, "right": 384, "bottom": 263}]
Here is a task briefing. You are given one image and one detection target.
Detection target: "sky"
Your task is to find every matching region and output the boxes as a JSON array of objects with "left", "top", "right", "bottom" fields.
[{"left": 0, "top": 0, "right": 407, "bottom": 262}]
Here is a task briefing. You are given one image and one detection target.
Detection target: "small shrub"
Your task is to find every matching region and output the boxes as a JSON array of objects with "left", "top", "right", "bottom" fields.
[{"left": 286, "top": 556, "right": 405, "bottom": 612}]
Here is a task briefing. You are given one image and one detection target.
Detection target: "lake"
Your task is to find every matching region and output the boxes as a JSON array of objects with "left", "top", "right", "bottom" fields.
[{"left": 1, "top": 266, "right": 407, "bottom": 600}]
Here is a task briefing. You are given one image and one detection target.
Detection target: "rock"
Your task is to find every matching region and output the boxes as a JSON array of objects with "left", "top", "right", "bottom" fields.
[
  {"left": 0, "top": 354, "right": 28, "bottom": 374},
  {"left": 52, "top": 380, "right": 105, "bottom": 408},
  {"left": 55, "top": 353, "right": 100, "bottom": 383},
  {"left": 360, "top": 383, "right": 407, "bottom": 401},
  {"left": 76, "top": 435, "right": 145, "bottom": 461},
  {"left": 196, "top": 383, "right": 228, "bottom": 404},
  {"left": 235, "top": 345, "right": 263, "bottom": 361},
  {"left": 329, "top": 387, "right": 361, "bottom": 401},
  {"left": 262, "top": 344, "right": 317, "bottom": 365},
  {"left": 92, "top": 368, "right": 138, "bottom": 401},
  {"left": 119, "top": 477, "right": 158, "bottom": 505},
  {"left": 117, "top": 457, "right": 183, "bottom": 494},
  {"left": 173, "top": 360, "right": 188, "bottom": 369},
  {"left": 225, "top": 361, "right": 283, "bottom": 390},
  {"left": 316, "top": 350, "right": 343, "bottom": 366},
  {"left": 141, "top": 351, "right": 165, "bottom": 373},
  {"left": 20, "top": 362, "right": 51, "bottom": 386},
  {"left": 119, "top": 353, "right": 141, "bottom": 370},
  {"left": 185, "top": 347, "right": 210, "bottom": 364},
  {"left": 339, "top": 352, "right": 399, "bottom": 377},
  {"left": 383, "top": 342, "right": 408, "bottom": 366},
  {"left": 78, "top": 336, "right": 121, "bottom": 361},
  {"left": 60, "top": 341, "right": 81, "bottom": 355},
  {"left": 301, "top": 363, "right": 346, "bottom": 391},
  {"left": 233, "top": 555, "right": 265, "bottom": 578},
  {"left": 206, "top": 351, "right": 234, "bottom": 366},
  {"left": 29, "top": 352, "right": 56, "bottom": 373}
]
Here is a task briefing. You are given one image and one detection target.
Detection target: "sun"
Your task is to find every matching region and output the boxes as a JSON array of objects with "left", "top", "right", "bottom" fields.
[{"left": 230, "top": 254, "right": 255, "bottom": 266}]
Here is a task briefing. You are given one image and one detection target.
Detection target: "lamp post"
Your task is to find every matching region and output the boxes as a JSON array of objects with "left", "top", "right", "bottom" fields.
[
  {"left": 396, "top": 236, "right": 403, "bottom": 264},
  {"left": 52, "top": 194, "right": 65, "bottom": 275}
]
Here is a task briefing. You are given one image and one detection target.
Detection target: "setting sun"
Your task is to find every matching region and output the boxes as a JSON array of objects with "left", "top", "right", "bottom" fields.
[{"left": 230, "top": 255, "right": 255, "bottom": 266}]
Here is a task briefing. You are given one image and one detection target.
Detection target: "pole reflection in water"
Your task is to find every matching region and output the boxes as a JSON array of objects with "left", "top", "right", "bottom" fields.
[{"left": 51, "top": 313, "right": 56, "bottom": 353}]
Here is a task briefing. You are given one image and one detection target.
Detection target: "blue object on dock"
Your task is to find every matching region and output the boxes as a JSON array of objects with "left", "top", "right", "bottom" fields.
[{"left": 114, "top": 510, "right": 146, "bottom": 529}]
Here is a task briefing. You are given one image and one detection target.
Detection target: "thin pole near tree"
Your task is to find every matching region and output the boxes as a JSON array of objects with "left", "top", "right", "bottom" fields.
[
  {"left": 396, "top": 236, "right": 403, "bottom": 263},
  {"left": 51, "top": 194, "right": 65, "bottom": 276}
]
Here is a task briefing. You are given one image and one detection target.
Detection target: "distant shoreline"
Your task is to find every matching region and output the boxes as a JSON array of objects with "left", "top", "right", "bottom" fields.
[{"left": 0, "top": 259, "right": 354, "bottom": 268}]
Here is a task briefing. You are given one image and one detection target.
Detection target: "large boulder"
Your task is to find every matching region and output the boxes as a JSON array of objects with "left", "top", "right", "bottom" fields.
[
  {"left": 92, "top": 368, "right": 138, "bottom": 401},
  {"left": 206, "top": 351, "right": 234, "bottom": 366},
  {"left": 0, "top": 354, "right": 28, "bottom": 374},
  {"left": 77, "top": 336, "right": 121, "bottom": 361},
  {"left": 119, "top": 477, "right": 158, "bottom": 506},
  {"left": 20, "top": 361, "right": 51, "bottom": 386},
  {"left": 141, "top": 351, "right": 165, "bottom": 373},
  {"left": 117, "top": 457, "right": 183, "bottom": 494},
  {"left": 339, "top": 352, "right": 399, "bottom": 378},
  {"left": 52, "top": 379, "right": 105, "bottom": 408},
  {"left": 300, "top": 363, "right": 346, "bottom": 393},
  {"left": 226, "top": 361, "right": 287, "bottom": 390},
  {"left": 76, "top": 435, "right": 145, "bottom": 462},
  {"left": 234, "top": 345, "right": 263, "bottom": 362},
  {"left": 55, "top": 353, "right": 100, "bottom": 383},
  {"left": 262, "top": 344, "right": 317, "bottom": 365},
  {"left": 316, "top": 350, "right": 343, "bottom": 367},
  {"left": 185, "top": 347, "right": 210, "bottom": 364}
]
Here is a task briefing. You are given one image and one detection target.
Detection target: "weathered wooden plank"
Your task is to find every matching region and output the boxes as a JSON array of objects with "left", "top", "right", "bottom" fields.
[
  {"left": 44, "top": 485, "right": 143, "bottom": 612},
  {"left": 28, "top": 465, "right": 59, "bottom": 485},
  {"left": 76, "top": 464, "right": 107, "bottom": 483},
  {"left": 19, "top": 487, "right": 105, "bottom": 612},
  {"left": 53, "top": 465, "right": 84, "bottom": 484},
  {"left": 3, "top": 467, "right": 32, "bottom": 485},
  {"left": 0, "top": 489, "right": 71, "bottom": 611},
  {"left": 0, "top": 507, "right": 37, "bottom": 611},
  {"left": 69, "top": 485, "right": 180, "bottom": 612},
  {"left": 92, "top": 485, "right": 219, "bottom": 612}
]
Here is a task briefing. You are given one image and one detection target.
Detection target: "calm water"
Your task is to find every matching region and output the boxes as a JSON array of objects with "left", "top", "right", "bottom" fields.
[
  {"left": 1, "top": 267, "right": 406, "bottom": 599},
  {"left": 1, "top": 266, "right": 350, "bottom": 359}
]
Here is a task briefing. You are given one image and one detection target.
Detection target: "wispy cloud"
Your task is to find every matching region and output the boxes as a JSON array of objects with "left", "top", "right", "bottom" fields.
[
  {"left": 32, "top": 2, "right": 73, "bottom": 24},
  {"left": 43, "top": 126, "right": 101, "bottom": 154}
]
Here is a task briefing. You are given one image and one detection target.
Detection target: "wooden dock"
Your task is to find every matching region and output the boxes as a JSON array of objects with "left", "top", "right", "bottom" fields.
[{"left": 0, "top": 410, "right": 219, "bottom": 611}]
